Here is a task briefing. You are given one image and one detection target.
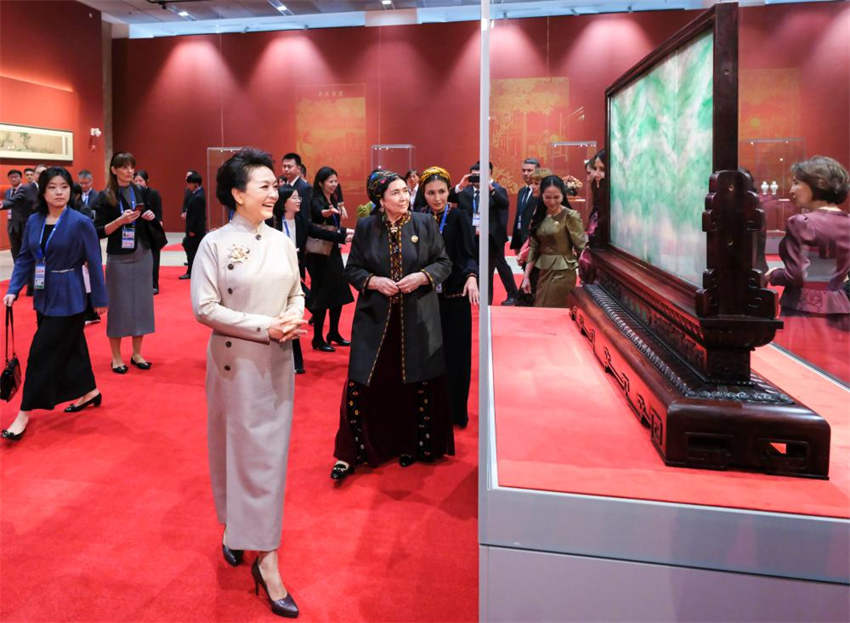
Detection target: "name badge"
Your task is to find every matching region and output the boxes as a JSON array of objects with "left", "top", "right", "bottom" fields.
[
  {"left": 34, "top": 261, "right": 46, "bottom": 290},
  {"left": 472, "top": 213, "right": 481, "bottom": 227},
  {"left": 122, "top": 224, "right": 136, "bottom": 249},
  {"left": 436, "top": 283, "right": 442, "bottom": 294}
]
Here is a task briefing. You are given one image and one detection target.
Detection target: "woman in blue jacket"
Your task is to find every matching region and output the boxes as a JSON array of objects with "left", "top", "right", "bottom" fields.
[{"left": 1, "top": 167, "right": 108, "bottom": 441}]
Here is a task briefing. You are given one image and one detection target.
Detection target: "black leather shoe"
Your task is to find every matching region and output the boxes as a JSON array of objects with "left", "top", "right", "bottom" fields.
[
  {"left": 111, "top": 364, "right": 129, "bottom": 374},
  {"left": 501, "top": 297, "right": 517, "bottom": 306},
  {"left": 130, "top": 358, "right": 152, "bottom": 370},
  {"left": 65, "top": 393, "right": 102, "bottom": 413},
  {"left": 178, "top": 273, "right": 191, "bottom": 280},
  {"left": 252, "top": 559, "right": 299, "bottom": 618},
  {"left": 222, "top": 542, "right": 243, "bottom": 567},
  {"left": 330, "top": 461, "right": 354, "bottom": 480},
  {"left": 326, "top": 334, "right": 350, "bottom": 346},
  {"left": 399, "top": 454, "right": 416, "bottom": 467},
  {"left": 295, "top": 367, "right": 306, "bottom": 375},
  {"left": 312, "top": 341, "right": 335, "bottom": 352},
  {"left": 2, "top": 427, "right": 26, "bottom": 441}
]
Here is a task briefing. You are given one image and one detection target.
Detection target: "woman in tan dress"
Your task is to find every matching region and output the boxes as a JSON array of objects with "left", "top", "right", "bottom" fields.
[
  {"left": 520, "top": 175, "right": 587, "bottom": 308},
  {"left": 191, "top": 148, "right": 306, "bottom": 618}
]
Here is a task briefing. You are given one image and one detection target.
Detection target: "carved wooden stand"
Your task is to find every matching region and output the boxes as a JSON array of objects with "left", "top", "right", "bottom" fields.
[{"left": 572, "top": 170, "right": 830, "bottom": 478}]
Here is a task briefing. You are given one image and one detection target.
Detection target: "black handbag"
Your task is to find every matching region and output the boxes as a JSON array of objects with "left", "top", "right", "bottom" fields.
[
  {"left": 1, "top": 307, "right": 21, "bottom": 401},
  {"left": 148, "top": 220, "right": 168, "bottom": 251}
]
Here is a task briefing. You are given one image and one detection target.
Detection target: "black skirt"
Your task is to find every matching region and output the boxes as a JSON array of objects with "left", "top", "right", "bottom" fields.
[
  {"left": 21, "top": 312, "right": 97, "bottom": 411},
  {"left": 439, "top": 294, "right": 472, "bottom": 427},
  {"left": 305, "top": 244, "right": 353, "bottom": 312},
  {"left": 334, "top": 302, "right": 454, "bottom": 466}
]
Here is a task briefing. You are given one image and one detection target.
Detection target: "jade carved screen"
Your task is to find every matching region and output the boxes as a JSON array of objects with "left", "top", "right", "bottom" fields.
[{"left": 609, "top": 31, "right": 714, "bottom": 286}]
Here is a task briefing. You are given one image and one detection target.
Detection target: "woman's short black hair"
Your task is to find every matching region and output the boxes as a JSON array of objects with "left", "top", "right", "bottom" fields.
[
  {"left": 403, "top": 169, "right": 418, "bottom": 182},
  {"left": 277, "top": 184, "right": 297, "bottom": 206},
  {"left": 313, "top": 166, "right": 338, "bottom": 197},
  {"left": 216, "top": 147, "right": 275, "bottom": 210},
  {"left": 792, "top": 156, "right": 849, "bottom": 205},
  {"left": 36, "top": 167, "right": 74, "bottom": 214},
  {"left": 135, "top": 169, "right": 150, "bottom": 182}
]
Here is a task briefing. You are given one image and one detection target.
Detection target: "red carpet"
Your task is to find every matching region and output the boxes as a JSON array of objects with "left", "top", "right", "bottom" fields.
[
  {"left": 491, "top": 305, "right": 850, "bottom": 518},
  {"left": 0, "top": 266, "right": 478, "bottom": 623}
]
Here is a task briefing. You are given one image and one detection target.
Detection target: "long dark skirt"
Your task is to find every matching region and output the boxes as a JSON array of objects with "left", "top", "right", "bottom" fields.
[
  {"left": 439, "top": 294, "right": 472, "bottom": 427},
  {"left": 334, "top": 303, "right": 454, "bottom": 466},
  {"left": 21, "top": 312, "right": 96, "bottom": 411}
]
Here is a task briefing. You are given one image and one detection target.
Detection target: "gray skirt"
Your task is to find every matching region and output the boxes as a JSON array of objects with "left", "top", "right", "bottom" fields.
[{"left": 106, "top": 245, "right": 155, "bottom": 338}]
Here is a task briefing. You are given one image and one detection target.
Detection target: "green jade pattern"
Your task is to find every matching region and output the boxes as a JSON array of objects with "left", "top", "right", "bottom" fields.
[{"left": 609, "top": 31, "right": 713, "bottom": 286}]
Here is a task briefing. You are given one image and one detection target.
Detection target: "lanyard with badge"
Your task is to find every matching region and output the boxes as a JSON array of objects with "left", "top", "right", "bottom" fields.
[
  {"left": 121, "top": 190, "right": 137, "bottom": 249},
  {"left": 471, "top": 191, "right": 481, "bottom": 229},
  {"left": 34, "top": 208, "right": 67, "bottom": 290},
  {"left": 435, "top": 207, "right": 450, "bottom": 294}
]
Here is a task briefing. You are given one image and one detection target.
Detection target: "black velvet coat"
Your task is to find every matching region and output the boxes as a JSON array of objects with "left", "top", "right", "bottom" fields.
[{"left": 344, "top": 212, "right": 452, "bottom": 386}]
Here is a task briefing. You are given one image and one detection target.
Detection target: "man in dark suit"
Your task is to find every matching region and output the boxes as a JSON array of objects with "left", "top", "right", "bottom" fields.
[
  {"left": 276, "top": 152, "right": 312, "bottom": 224},
  {"left": 77, "top": 169, "right": 100, "bottom": 219},
  {"left": 180, "top": 171, "right": 206, "bottom": 279},
  {"left": 456, "top": 161, "right": 518, "bottom": 305},
  {"left": 510, "top": 158, "right": 539, "bottom": 254},
  {"left": 2, "top": 169, "right": 38, "bottom": 261}
]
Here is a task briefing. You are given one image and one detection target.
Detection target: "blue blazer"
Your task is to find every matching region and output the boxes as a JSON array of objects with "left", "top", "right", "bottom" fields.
[{"left": 7, "top": 208, "right": 108, "bottom": 316}]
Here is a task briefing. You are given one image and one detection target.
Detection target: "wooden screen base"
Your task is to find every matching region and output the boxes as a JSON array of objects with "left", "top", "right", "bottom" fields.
[{"left": 571, "top": 284, "right": 831, "bottom": 479}]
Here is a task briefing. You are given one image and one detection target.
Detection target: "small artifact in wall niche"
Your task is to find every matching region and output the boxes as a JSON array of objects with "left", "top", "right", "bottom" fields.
[
  {"left": 770, "top": 180, "right": 779, "bottom": 195},
  {"left": 760, "top": 180, "right": 769, "bottom": 195}
]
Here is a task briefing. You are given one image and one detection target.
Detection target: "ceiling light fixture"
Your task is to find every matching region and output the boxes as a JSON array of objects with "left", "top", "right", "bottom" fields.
[
  {"left": 381, "top": 0, "right": 392, "bottom": 6},
  {"left": 178, "top": 10, "right": 189, "bottom": 17}
]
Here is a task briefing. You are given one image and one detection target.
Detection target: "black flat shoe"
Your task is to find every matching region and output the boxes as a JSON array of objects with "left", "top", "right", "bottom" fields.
[
  {"left": 111, "top": 364, "right": 129, "bottom": 374},
  {"left": 399, "top": 454, "right": 416, "bottom": 467},
  {"left": 326, "top": 334, "right": 350, "bottom": 346},
  {"left": 65, "top": 393, "right": 102, "bottom": 413},
  {"left": 2, "top": 427, "right": 26, "bottom": 441},
  {"left": 312, "top": 341, "right": 335, "bottom": 352},
  {"left": 222, "top": 542, "right": 243, "bottom": 567},
  {"left": 130, "top": 358, "right": 152, "bottom": 370},
  {"left": 295, "top": 367, "right": 306, "bottom": 375},
  {"left": 330, "top": 461, "right": 354, "bottom": 480},
  {"left": 178, "top": 273, "right": 191, "bottom": 280},
  {"left": 251, "top": 559, "right": 299, "bottom": 618}
]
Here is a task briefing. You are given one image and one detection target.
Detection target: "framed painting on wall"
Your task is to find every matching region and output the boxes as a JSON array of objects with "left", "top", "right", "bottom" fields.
[{"left": 0, "top": 123, "right": 74, "bottom": 162}]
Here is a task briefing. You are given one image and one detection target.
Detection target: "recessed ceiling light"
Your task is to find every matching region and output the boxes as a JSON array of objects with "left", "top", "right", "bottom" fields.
[
  {"left": 381, "top": 0, "right": 392, "bottom": 5},
  {"left": 278, "top": 4, "right": 288, "bottom": 11},
  {"left": 178, "top": 10, "right": 189, "bottom": 17}
]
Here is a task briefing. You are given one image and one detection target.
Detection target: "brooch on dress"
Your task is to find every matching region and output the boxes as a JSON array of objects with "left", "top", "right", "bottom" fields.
[{"left": 227, "top": 243, "right": 251, "bottom": 265}]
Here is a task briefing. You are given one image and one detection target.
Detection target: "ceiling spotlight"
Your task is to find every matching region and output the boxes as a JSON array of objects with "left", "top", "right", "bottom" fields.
[
  {"left": 381, "top": 0, "right": 392, "bottom": 5},
  {"left": 278, "top": 4, "right": 287, "bottom": 11},
  {"left": 178, "top": 10, "right": 189, "bottom": 17}
]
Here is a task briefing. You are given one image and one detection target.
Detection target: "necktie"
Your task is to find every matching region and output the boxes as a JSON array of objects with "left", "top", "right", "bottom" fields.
[{"left": 473, "top": 189, "right": 480, "bottom": 213}]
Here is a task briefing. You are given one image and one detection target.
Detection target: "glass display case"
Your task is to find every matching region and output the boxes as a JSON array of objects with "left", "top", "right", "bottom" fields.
[
  {"left": 370, "top": 144, "right": 415, "bottom": 176},
  {"left": 206, "top": 147, "right": 242, "bottom": 230},
  {"left": 739, "top": 137, "right": 805, "bottom": 199},
  {"left": 547, "top": 141, "right": 597, "bottom": 225}
]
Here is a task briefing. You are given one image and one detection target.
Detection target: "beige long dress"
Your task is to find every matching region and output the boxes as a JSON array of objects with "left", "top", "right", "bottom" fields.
[
  {"left": 190, "top": 213, "right": 304, "bottom": 551},
  {"left": 528, "top": 207, "right": 587, "bottom": 308}
]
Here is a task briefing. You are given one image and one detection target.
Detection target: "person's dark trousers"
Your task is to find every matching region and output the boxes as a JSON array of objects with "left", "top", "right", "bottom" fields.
[
  {"left": 9, "top": 223, "right": 34, "bottom": 296},
  {"left": 486, "top": 237, "right": 519, "bottom": 304},
  {"left": 182, "top": 235, "right": 202, "bottom": 276},
  {"left": 152, "top": 247, "right": 161, "bottom": 290},
  {"left": 292, "top": 339, "right": 304, "bottom": 371}
]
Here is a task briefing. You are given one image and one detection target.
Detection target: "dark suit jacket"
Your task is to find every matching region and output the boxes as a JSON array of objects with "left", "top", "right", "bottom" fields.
[
  {"left": 437, "top": 208, "right": 478, "bottom": 296},
  {"left": 146, "top": 188, "right": 163, "bottom": 222},
  {"left": 344, "top": 212, "right": 451, "bottom": 386},
  {"left": 185, "top": 187, "right": 206, "bottom": 236},
  {"left": 80, "top": 189, "right": 101, "bottom": 215},
  {"left": 93, "top": 185, "right": 164, "bottom": 255},
  {"left": 1, "top": 182, "right": 38, "bottom": 229},
  {"left": 510, "top": 185, "right": 535, "bottom": 250},
  {"left": 7, "top": 208, "right": 107, "bottom": 315},
  {"left": 456, "top": 183, "right": 510, "bottom": 246}
]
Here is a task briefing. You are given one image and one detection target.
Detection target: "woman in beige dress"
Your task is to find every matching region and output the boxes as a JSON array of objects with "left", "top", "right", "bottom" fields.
[
  {"left": 520, "top": 175, "right": 587, "bottom": 308},
  {"left": 191, "top": 148, "right": 306, "bottom": 619}
]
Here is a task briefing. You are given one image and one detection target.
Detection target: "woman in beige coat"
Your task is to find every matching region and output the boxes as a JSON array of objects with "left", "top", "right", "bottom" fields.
[{"left": 191, "top": 148, "right": 306, "bottom": 619}]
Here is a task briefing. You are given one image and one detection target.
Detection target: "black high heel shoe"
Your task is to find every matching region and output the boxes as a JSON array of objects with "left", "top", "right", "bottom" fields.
[
  {"left": 222, "top": 541, "right": 243, "bottom": 567},
  {"left": 312, "top": 340, "right": 335, "bottom": 353},
  {"left": 326, "top": 333, "right": 350, "bottom": 347},
  {"left": 251, "top": 558, "right": 299, "bottom": 618},
  {"left": 130, "top": 358, "right": 152, "bottom": 370},
  {"left": 65, "top": 393, "right": 102, "bottom": 413},
  {"left": 330, "top": 461, "right": 355, "bottom": 481},
  {"left": 1, "top": 427, "right": 26, "bottom": 442}
]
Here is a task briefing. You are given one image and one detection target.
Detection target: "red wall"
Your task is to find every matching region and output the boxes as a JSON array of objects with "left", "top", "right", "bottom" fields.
[
  {"left": 0, "top": 0, "right": 105, "bottom": 248},
  {"left": 112, "top": 3, "right": 849, "bottom": 229},
  {"left": 0, "top": 1, "right": 105, "bottom": 182}
]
